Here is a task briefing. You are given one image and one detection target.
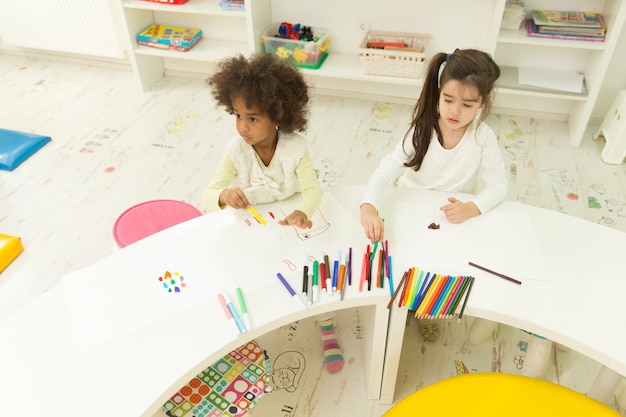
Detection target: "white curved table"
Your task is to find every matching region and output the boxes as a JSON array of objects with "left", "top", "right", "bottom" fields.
[
  {"left": 352, "top": 188, "right": 626, "bottom": 403},
  {"left": 1, "top": 187, "right": 625, "bottom": 415},
  {"left": 0, "top": 193, "right": 390, "bottom": 417}
]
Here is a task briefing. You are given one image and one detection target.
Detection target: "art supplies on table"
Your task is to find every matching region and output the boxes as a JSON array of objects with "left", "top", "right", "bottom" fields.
[
  {"left": 391, "top": 266, "right": 475, "bottom": 320},
  {"left": 137, "top": 23, "right": 202, "bottom": 52}
]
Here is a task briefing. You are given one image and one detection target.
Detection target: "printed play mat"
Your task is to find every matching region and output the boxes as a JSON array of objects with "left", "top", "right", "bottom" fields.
[{"left": 162, "top": 340, "right": 271, "bottom": 417}]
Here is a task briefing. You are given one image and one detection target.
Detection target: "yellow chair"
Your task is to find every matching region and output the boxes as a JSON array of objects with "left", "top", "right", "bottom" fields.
[{"left": 384, "top": 372, "right": 622, "bottom": 417}]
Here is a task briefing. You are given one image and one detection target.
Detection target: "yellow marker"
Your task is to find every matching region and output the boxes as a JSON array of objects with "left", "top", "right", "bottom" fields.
[{"left": 247, "top": 206, "right": 267, "bottom": 226}]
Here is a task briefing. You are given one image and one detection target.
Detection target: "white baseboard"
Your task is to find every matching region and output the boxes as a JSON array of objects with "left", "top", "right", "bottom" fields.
[{"left": 0, "top": 45, "right": 131, "bottom": 71}]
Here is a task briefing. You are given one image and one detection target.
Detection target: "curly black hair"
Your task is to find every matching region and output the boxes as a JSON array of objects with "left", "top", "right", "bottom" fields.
[{"left": 207, "top": 54, "right": 310, "bottom": 133}]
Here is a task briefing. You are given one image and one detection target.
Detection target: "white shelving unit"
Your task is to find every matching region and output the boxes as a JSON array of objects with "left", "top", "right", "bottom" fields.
[
  {"left": 492, "top": 0, "right": 626, "bottom": 146},
  {"left": 119, "top": 0, "right": 270, "bottom": 90},
  {"left": 117, "top": 0, "right": 626, "bottom": 146}
]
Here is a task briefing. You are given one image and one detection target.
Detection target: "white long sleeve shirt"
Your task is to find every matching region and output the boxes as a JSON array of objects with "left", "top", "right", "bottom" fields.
[{"left": 362, "top": 122, "right": 508, "bottom": 214}]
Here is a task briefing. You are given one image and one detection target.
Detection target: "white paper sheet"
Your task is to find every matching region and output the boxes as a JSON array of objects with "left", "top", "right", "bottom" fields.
[
  {"left": 63, "top": 224, "right": 233, "bottom": 351},
  {"left": 518, "top": 66, "right": 584, "bottom": 93},
  {"left": 217, "top": 193, "right": 364, "bottom": 293},
  {"left": 393, "top": 202, "right": 546, "bottom": 282}
]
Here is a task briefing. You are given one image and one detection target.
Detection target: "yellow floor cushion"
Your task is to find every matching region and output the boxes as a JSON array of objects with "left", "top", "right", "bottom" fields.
[
  {"left": 384, "top": 372, "right": 621, "bottom": 417},
  {"left": 0, "top": 234, "right": 24, "bottom": 272}
]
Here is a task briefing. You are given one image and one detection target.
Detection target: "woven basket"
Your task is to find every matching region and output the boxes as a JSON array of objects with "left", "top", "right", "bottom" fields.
[{"left": 359, "top": 30, "right": 431, "bottom": 78}]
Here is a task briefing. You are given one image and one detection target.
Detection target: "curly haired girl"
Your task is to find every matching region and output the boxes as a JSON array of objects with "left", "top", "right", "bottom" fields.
[{"left": 202, "top": 53, "right": 322, "bottom": 229}]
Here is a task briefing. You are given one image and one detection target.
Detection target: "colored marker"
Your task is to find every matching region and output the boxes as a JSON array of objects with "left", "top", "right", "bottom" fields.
[
  {"left": 387, "top": 255, "right": 394, "bottom": 296},
  {"left": 359, "top": 252, "right": 368, "bottom": 292},
  {"left": 224, "top": 293, "right": 247, "bottom": 333},
  {"left": 348, "top": 247, "right": 353, "bottom": 286},
  {"left": 337, "top": 253, "right": 347, "bottom": 292},
  {"left": 323, "top": 254, "right": 331, "bottom": 290},
  {"left": 235, "top": 287, "right": 251, "bottom": 331},
  {"left": 276, "top": 272, "right": 307, "bottom": 310},
  {"left": 307, "top": 260, "right": 313, "bottom": 305},
  {"left": 247, "top": 206, "right": 267, "bottom": 225},
  {"left": 312, "top": 260, "right": 319, "bottom": 303},
  {"left": 302, "top": 265, "right": 309, "bottom": 296},
  {"left": 218, "top": 293, "right": 242, "bottom": 335}
]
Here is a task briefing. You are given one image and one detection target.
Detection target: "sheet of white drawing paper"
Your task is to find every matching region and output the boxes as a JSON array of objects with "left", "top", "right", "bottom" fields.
[
  {"left": 216, "top": 193, "right": 364, "bottom": 292},
  {"left": 518, "top": 66, "right": 584, "bottom": 94},
  {"left": 63, "top": 220, "right": 234, "bottom": 351},
  {"left": 394, "top": 202, "right": 546, "bottom": 282}
]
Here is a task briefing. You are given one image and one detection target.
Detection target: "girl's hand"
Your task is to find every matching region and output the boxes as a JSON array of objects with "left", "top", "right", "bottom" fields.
[
  {"left": 219, "top": 188, "right": 250, "bottom": 209},
  {"left": 360, "top": 203, "right": 384, "bottom": 243},
  {"left": 440, "top": 197, "right": 480, "bottom": 223},
  {"left": 278, "top": 210, "right": 312, "bottom": 229}
]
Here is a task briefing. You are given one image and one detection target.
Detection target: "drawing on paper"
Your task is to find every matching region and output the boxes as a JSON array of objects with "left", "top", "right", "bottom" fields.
[
  {"left": 158, "top": 270, "right": 185, "bottom": 293},
  {"left": 279, "top": 208, "right": 331, "bottom": 240}
]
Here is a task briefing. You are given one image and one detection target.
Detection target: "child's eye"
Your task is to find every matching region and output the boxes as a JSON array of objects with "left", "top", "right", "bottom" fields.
[{"left": 250, "top": 117, "right": 258, "bottom": 123}]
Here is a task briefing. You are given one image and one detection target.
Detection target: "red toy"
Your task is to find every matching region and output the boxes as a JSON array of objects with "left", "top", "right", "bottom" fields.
[{"left": 277, "top": 22, "right": 301, "bottom": 40}]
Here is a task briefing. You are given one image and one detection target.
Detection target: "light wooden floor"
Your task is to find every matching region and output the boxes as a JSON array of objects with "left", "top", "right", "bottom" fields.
[{"left": 1, "top": 54, "right": 625, "bottom": 416}]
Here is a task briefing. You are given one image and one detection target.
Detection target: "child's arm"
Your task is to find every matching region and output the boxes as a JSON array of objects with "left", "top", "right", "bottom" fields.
[
  {"left": 360, "top": 203, "right": 384, "bottom": 243},
  {"left": 469, "top": 129, "right": 508, "bottom": 215},
  {"left": 295, "top": 150, "right": 323, "bottom": 218},
  {"left": 202, "top": 154, "right": 238, "bottom": 211},
  {"left": 440, "top": 197, "right": 481, "bottom": 223}
]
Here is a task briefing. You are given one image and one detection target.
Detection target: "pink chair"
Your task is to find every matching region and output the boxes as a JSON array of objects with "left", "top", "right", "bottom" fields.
[{"left": 112, "top": 199, "right": 203, "bottom": 248}]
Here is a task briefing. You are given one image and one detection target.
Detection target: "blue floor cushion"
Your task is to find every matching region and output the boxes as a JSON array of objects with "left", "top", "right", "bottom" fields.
[{"left": 0, "top": 128, "right": 51, "bottom": 171}]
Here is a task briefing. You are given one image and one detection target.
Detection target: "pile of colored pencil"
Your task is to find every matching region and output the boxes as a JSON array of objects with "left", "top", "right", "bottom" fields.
[{"left": 389, "top": 267, "right": 475, "bottom": 321}]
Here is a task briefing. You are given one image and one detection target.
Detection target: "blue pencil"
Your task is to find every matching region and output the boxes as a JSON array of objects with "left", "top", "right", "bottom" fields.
[{"left": 412, "top": 272, "right": 433, "bottom": 311}]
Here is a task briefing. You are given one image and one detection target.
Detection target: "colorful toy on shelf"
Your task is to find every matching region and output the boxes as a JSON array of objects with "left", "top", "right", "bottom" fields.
[
  {"left": 278, "top": 22, "right": 301, "bottom": 40},
  {"left": 299, "top": 26, "right": 314, "bottom": 42},
  {"left": 263, "top": 22, "right": 330, "bottom": 69}
]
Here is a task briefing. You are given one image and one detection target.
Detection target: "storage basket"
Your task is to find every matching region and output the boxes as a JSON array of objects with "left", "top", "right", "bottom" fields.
[
  {"left": 359, "top": 31, "right": 431, "bottom": 78},
  {"left": 262, "top": 23, "right": 330, "bottom": 69}
]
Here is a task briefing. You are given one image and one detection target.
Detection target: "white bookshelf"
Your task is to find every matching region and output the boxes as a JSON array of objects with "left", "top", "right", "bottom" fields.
[{"left": 117, "top": 0, "right": 626, "bottom": 146}]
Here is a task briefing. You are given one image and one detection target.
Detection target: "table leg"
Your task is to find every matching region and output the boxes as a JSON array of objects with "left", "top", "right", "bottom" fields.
[
  {"left": 617, "top": 382, "right": 626, "bottom": 411},
  {"left": 359, "top": 302, "right": 392, "bottom": 400},
  {"left": 467, "top": 317, "right": 499, "bottom": 344},
  {"left": 586, "top": 366, "right": 624, "bottom": 404},
  {"left": 380, "top": 306, "right": 409, "bottom": 404}
]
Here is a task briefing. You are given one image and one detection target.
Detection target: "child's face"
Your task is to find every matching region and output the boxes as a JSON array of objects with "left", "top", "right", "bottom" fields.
[
  {"left": 232, "top": 96, "right": 277, "bottom": 148},
  {"left": 438, "top": 80, "right": 483, "bottom": 131}
]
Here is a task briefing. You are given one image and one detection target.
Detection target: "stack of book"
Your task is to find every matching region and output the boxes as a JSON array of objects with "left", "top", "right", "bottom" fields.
[
  {"left": 526, "top": 10, "right": 607, "bottom": 42},
  {"left": 501, "top": 0, "right": 526, "bottom": 31},
  {"left": 136, "top": 23, "right": 202, "bottom": 52}
]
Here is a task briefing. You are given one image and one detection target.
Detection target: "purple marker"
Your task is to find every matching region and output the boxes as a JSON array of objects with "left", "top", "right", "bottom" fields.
[{"left": 276, "top": 273, "right": 307, "bottom": 310}]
